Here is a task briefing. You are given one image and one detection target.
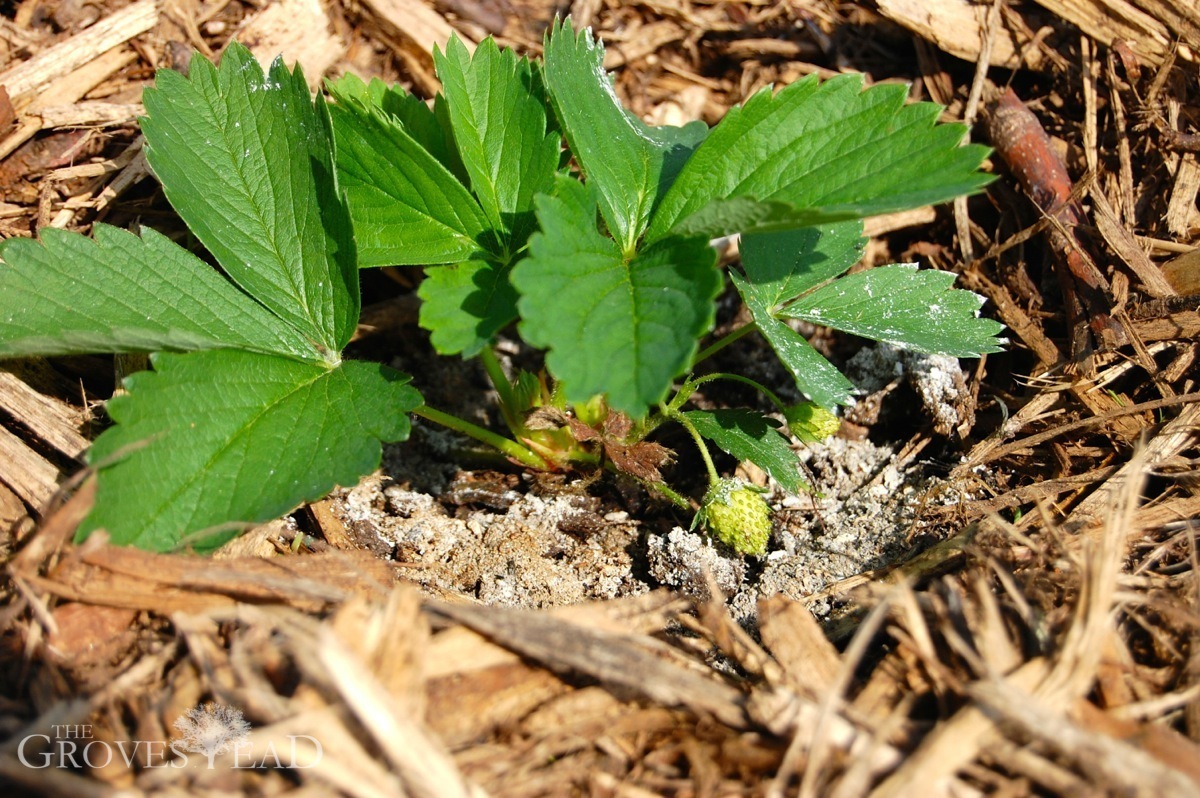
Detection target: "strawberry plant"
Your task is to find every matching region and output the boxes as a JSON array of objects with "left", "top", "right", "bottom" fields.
[{"left": 0, "top": 21, "right": 1003, "bottom": 555}]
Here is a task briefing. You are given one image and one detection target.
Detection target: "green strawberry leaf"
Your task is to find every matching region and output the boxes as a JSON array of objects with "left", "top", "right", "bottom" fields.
[
  {"left": 140, "top": 42, "right": 357, "bottom": 353},
  {"left": 326, "top": 73, "right": 468, "bottom": 184},
  {"left": 80, "top": 350, "right": 421, "bottom": 552},
  {"left": 435, "top": 36, "right": 559, "bottom": 253},
  {"left": 646, "top": 73, "right": 992, "bottom": 243},
  {"left": 542, "top": 20, "right": 707, "bottom": 254},
  {"left": 513, "top": 176, "right": 720, "bottom": 415},
  {"left": 739, "top": 221, "right": 866, "bottom": 307},
  {"left": 418, "top": 260, "right": 518, "bottom": 356},
  {"left": 0, "top": 224, "right": 316, "bottom": 360},
  {"left": 732, "top": 271, "right": 855, "bottom": 408},
  {"left": 780, "top": 264, "right": 1005, "bottom": 356},
  {"left": 684, "top": 409, "right": 805, "bottom": 493},
  {"left": 328, "top": 92, "right": 491, "bottom": 267}
]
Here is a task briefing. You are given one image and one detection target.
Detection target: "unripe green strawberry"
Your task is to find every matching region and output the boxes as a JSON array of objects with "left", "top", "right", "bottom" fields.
[{"left": 696, "top": 478, "right": 772, "bottom": 555}]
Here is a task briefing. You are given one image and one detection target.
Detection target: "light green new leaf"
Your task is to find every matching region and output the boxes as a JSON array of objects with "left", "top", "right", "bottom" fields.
[
  {"left": 140, "top": 42, "right": 357, "bottom": 353},
  {"left": 326, "top": 73, "right": 467, "bottom": 183},
  {"left": 781, "top": 264, "right": 1005, "bottom": 357},
  {"left": 543, "top": 20, "right": 707, "bottom": 254},
  {"left": 328, "top": 96, "right": 491, "bottom": 267},
  {"left": 684, "top": 409, "right": 805, "bottom": 494},
  {"left": 418, "top": 260, "right": 518, "bottom": 356},
  {"left": 739, "top": 221, "right": 865, "bottom": 307},
  {"left": 732, "top": 271, "right": 855, "bottom": 408},
  {"left": 646, "top": 73, "right": 992, "bottom": 243},
  {"left": 513, "top": 177, "right": 720, "bottom": 415},
  {"left": 80, "top": 350, "right": 422, "bottom": 552},
  {"left": 0, "top": 225, "right": 317, "bottom": 360},
  {"left": 435, "top": 36, "right": 559, "bottom": 251}
]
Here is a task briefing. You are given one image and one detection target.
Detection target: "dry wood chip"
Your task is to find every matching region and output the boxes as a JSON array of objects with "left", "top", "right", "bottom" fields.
[
  {"left": 1089, "top": 188, "right": 1176, "bottom": 298},
  {"left": 967, "top": 680, "right": 1200, "bottom": 796},
  {"left": 0, "top": 0, "right": 158, "bottom": 108},
  {"left": 236, "top": 0, "right": 344, "bottom": 89},
  {"left": 427, "top": 600, "right": 749, "bottom": 729},
  {"left": 37, "top": 545, "right": 395, "bottom": 613},
  {"left": 0, "top": 46, "right": 137, "bottom": 161},
  {"left": 0, "top": 369, "right": 89, "bottom": 460},
  {"left": 877, "top": 0, "right": 1042, "bottom": 70},
  {"left": 1166, "top": 153, "right": 1200, "bottom": 237},
  {"left": 0, "top": 423, "right": 61, "bottom": 510},
  {"left": 361, "top": 0, "right": 470, "bottom": 57},
  {"left": 1031, "top": 0, "right": 1179, "bottom": 65},
  {"left": 757, "top": 594, "right": 842, "bottom": 696}
]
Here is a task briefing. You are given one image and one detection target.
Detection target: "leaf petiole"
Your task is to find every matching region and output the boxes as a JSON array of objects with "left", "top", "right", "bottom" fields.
[
  {"left": 692, "top": 321, "right": 757, "bottom": 365},
  {"left": 480, "top": 346, "right": 524, "bottom": 437},
  {"left": 684, "top": 372, "right": 789, "bottom": 416},
  {"left": 414, "top": 404, "right": 549, "bottom": 469}
]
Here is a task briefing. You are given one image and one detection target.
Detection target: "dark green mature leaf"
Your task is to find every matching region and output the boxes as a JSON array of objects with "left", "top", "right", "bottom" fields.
[
  {"left": 732, "top": 271, "right": 855, "bottom": 408},
  {"left": 0, "top": 225, "right": 316, "bottom": 360},
  {"left": 664, "top": 197, "right": 831, "bottom": 241},
  {"left": 543, "top": 20, "right": 706, "bottom": 254},
  {"left": 781, "top": 264, "right": 1005, "bottom": 356},
  {"left": 739, "top": 221, "right": 865, "bottom": 307},
  {"left": 684, "top": 409, "right": 805, "bottom": 493},
  {"left": 326, "top": 73, "right": 466, "bottom": 180},
  {"left": 140, "top": 42, "right": 357, "bottom": 353},
  {"left": 418, "top": 260, "right": 518, "bottom": 356},
  {"left": 435, "top": 36, "right": 559, "bottom": 252},
  {"left": 80, "top": 350, "right": 421, "bottom": 552},
  {"left": 646, "top": 73, "right": 992, "bottom": 243},
  {"left": 329, "top": 94, "right": 490, "bottom": 267},
  {"left": 513, "top": 176, "right": 720, "bottom": 415}
]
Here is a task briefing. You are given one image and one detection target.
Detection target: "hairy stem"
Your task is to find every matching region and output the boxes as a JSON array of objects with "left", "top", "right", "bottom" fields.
[
  {"left": 661, "top": 402, "right": 720, "bottom": 485},
  {"left": 685, "top": 372, "right": 789, "bottom": 415}
]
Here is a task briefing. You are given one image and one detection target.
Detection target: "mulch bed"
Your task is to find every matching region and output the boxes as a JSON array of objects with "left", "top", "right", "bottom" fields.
[{"left": 2, "top": 0, "right": 1199, "bottom": 795}]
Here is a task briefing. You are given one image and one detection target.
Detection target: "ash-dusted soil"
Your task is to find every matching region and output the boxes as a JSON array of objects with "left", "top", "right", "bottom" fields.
[{"left": 323, "top": 415, "right": 958, "bottom": 623}]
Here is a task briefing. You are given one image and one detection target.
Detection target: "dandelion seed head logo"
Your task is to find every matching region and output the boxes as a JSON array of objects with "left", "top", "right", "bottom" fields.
[{"left": 173, "top": 702, "right": 251, "bottom": 768}]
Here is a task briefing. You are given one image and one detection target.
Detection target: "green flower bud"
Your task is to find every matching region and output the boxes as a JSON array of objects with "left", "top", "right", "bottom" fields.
[
  {"left": 783, "top": 402, "right": 840, "bottom": 442},
  {"left": 696, "top": 478, "right": 772, "bottom": 555}
]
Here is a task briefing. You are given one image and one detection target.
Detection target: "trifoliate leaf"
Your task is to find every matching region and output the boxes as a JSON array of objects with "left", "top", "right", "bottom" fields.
[
  {"left": 140, "top": 42, "right": 357, "bottom": 354},
  {"left": 543, "top": 20, "right": 707, "bottom": 254},
  {"left": 684, "top": 409, "right": 805, "bottom": 493},
  {"left": 781, "top": 264, "right": 1005, "bottom": 356},
  {"left": 513, "top": 176, "right": 720, "bottom": 415},
  {"left": 646, "top": 73, "right": 991, "bottom": 243},
  {"left": 329, "top": 93, "right": 490, "bottom": 267},
  {"left": 732, "top": 271, "right": 855, "bottom": 408},
  {"left": 0, "top": 225, "right": 316, "bottom": 360},
  {"left": 326, "top": 73, "right": 466, "bottom": 181},
  {"left": 418, "top": 260, "right": 518, "bottom": 356},
  {"left": 435, "top": 36, "right": 559, "bottom": 253},
  {"left": 80, "top": 350, "right": 421, "bottom": 552},
  {"left": 739, "top": 221, "right": 865, "bottom": 307}
]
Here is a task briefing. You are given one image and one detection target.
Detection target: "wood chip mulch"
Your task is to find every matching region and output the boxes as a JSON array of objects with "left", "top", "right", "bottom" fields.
[{"left": 2, "top": 1, "right": 1199, "bottom": 795}]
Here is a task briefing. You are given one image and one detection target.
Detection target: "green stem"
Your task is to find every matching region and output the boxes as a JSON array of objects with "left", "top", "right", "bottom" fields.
[
  {"left": 642, "top": 479, "right": 691, "bottom": 510},
  {"left": 480, "top": 347, "right": 523, "bottom": 436},
  {"left": 661, "top": 402, "right": 720, "bottom": 485},
  {"left": 693, "top": 322, "right": 756, "bottom": 365},
  {"left": 686, "top": 372, "right": 789, "bottom": 415},
  {"left": 414, "top": 405, "right": 549, "bottom": 470}
]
